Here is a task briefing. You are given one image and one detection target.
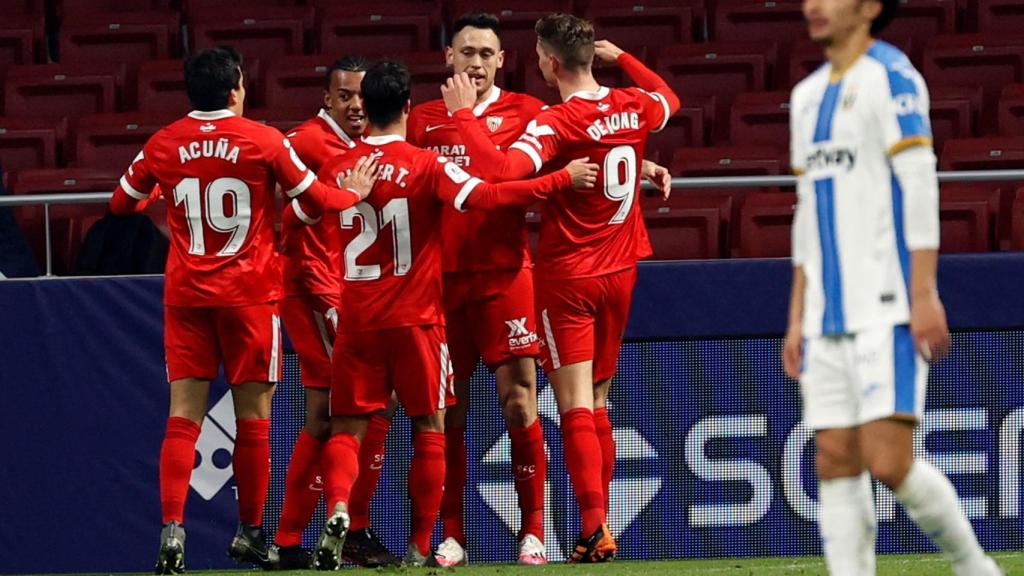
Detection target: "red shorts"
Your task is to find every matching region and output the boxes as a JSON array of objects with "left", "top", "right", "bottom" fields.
[
  {"left": 535, "top": 267, "right": 637, "bottom": 382},
  {"left": 165, "top": 303, "right": 282, "bottom": 384},
  {"left": 330, "top": 324, "right": 456, "bottom": 418},
  {"left": 280, "top": 293, "right": 341, "bottom": 389},
  {"left": 444, "top": 267, "right": 540, "bottom": 380}
]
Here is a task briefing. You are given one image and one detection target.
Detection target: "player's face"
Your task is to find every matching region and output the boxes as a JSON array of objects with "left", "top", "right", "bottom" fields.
[
  {"left": 536, "top": 41, "right": 559, "bottom": 88},
  {"left": 324, "top": 70, "right": 366, "bottom": 137},
  {"left": 447, "top": 26, "right": 504, "bottom": 96},
  {"left": 803, "top": 0, "right": 879, "bottom": 44}
]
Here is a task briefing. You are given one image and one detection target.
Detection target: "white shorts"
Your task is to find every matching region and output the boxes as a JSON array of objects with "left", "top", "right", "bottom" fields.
[{"left": 800, "top": 324, "right": 928, "bottom": 430}]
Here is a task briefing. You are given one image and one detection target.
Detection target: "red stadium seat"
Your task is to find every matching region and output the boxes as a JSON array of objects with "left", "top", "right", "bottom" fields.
[
  {"left": 134, "top": 59, "right": 190, "bottom": 114},
  {"left": 876, "top": 0, "right": 957, "bottom": 64},
  {"left": 939, "top": 195, "right": 992, "bottom": 252},
  {"left": 939, "top": 136, "right": 1024, "bottom": 170},
  {"left": 929, "top": 86, "right": 980, "bottom": 152},
  {"left": 59, "top": 0, "right": 172, "bottom": 15},
  {"left": 7, "top": 0, "right": 43, "bottom": 14},
  {"left": 713, "top": 0, "right": 803, "bottom": 86},
  {"left": 59, "top": 11, "right": 181, "bottom": 68},
  {"left": 923, "top": 34, "right": 1024, "bottom": 134},
  {"left": 70, "top": 112, "right": 179, "bottom": 171},
  {"left": 655, "top": 43, "right": 774, "bottom": 143},
  {"left": 671, "top": 145, "right": 787, "bottom": 180},
  {"left": 641, "top": 192, "right": 731, "bottom": 259},
  {"left": 0, "top": 15, "right": 44, "bottom": 73},
  {"left": 247, "top": 107, "right": 308, "bottom": 133},
  {"left": 729, "top": 91, "right": 790, "bottom": 147},
  {"left": 9, "top": 168, "right": 121, "bottom": 275},
  {"left": 319, "top": 11, "right": 431, "bottom": 58},
  {"left": 940, "top": 183, "right": 1002, "bottom": 251},
  {"left": 446, "top": 0, "right": 572, "bottom": 58},
  {"left": 0, "top": 117, "right": 60, "bottom": 171},
  {"left": 314, "top": 1, "right": 443, "bottom": 47},
  {"left": 737, "top": 191, "right": 796, "bottom": 258},
  {"left": 583, "top": 0, "right": 698, "bottom": 48},
  {"left": 263, "top": 55, "right": 333, "bottom": 111},
  {"left": 183, "top": 0, "right": 295, "bottom": 17},
  {"left": 577, "top": 0, "right": 705, "bottom": 42},
  {"left": 190, "top": 6, "right": 307, "bottom": 65},
  {"left": 647, "top": 105, "right": 705, "bottom": 164},
  {"left": 4, "top": 64, "right": 120, "bottom": 118},
  {"left": 591, "top": 46, "right": 649, "bottom": 92},
  {"left": 787, "top": 40, "right": 825, "bottom": 89},
  {"left": 998, "top": 84, "right": 1024, "bottom": 136},
  {"left": 975, "top": 0, "right": 1024, "bottom": 35},
  {"left": 1010, "top": 187, "right": 1024, "bottom": 250}
]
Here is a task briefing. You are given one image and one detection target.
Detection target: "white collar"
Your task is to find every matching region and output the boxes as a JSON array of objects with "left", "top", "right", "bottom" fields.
[
  {"left": 446, "top": 85, "right": 504, "bottom": 118},
  {"left": 565, "top": 86, "right": 611, "bottom": 102},
  {"left": 188, "top": 109, "right": 235, "bottom": 120},
  {"left": 361, "top": 134, "right": 405, "bottom": 145},
  {"left": 318, "top": 109, "right": 356, "bottom": 148}
]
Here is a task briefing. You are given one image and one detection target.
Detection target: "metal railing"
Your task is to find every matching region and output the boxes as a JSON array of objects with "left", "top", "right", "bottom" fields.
[{"left": 2, "top": 169, "right": 1023, "bottom": 276}]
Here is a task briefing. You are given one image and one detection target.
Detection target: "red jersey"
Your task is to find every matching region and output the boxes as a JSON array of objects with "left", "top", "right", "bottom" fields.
[
  {"left": 281, "top": 109, "right": 356, "bottom": 296},
  {"left": 408, "top": 87, "right": 545, "bottom": 272},
  {"left": 317, "top": 134, "right": 574, "bottom": 333},
  {"left": 507, "top": 86, "right": 671, "bottom": 279},
  {"left": 112, "top": 109, "right": 326, "bottom": 307}
]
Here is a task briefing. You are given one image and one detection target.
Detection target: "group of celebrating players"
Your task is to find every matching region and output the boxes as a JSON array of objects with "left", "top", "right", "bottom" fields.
[{"left": 109, "top": 1, "right": 1006, "bottom": 574}]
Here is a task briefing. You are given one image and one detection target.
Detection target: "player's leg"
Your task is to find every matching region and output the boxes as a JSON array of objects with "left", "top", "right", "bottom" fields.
[
  {"left": 435, "top": 284, "right": 475, "bottom": 565},
  {"left": 476, "top": 267, "right": 547, "bottom": 564},
  {"left": 274, "top": 296, "right": 335, "bottom": 565},
  {"left": 395, "top": 324, "right": 454, "bottom": 567},
  {"left": 156, "top": 305, "right": 219, "bottom": 575},
  {"left": 801, "top": 335, "right": 876, "bottom": 576},
  {"left": 856, "top": 326, "right": 999, "bottom": 576},
  {"left": 220, "top": 302, "right": 282, "bottom": 567}
]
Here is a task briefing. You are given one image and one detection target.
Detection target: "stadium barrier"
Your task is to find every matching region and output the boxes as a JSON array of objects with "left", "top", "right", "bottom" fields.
[{"left": 2, "top": 253, "right": 1024, "bottom": 573}]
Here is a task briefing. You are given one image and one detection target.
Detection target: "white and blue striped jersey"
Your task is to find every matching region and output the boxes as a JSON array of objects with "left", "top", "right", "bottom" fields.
[{"left": 790, "top": 41, "right": 939, "bottom": 338}]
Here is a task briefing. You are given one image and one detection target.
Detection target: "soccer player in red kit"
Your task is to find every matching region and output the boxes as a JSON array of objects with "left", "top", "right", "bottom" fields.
[
  {"left": 273, "top": 55, "right": 401, "bottom": 569},
  {"left": 304, "top": 60, "right": 598, "bottom": 570},
  {"left": 407, "top": 12, "right": 548, "bottom": 566},
  {"left": 108, "top": 47, "right": 367, "bottom": 574},
  {"left": 441, "top": 15, "right": 680, "bottom": 562}
]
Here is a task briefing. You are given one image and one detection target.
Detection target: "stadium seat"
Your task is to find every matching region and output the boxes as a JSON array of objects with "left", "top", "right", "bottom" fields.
[
  {"left": 998, "top": 84, "right": 1024, "bottom": 136},
  {"left": 591, "top": 46, "right": 649, "bottom": 92},
  {"left": 641, "top": 192, "right": 731, "bottom": 259},
  {"left": 975, "top": 0, "right": 1024, "bottom": 36},
  {"left": 7, "top": 0, "right": 43, "bottom": 14},
  {"left": 787, "top": 40, "right": 825, "bottom": 88},
  {"left": 446, "top": 0, "right": 572, "bottom": 58},
  {"left": 577, "top": 0, "right": 705, "bottom": 42},
  {"left": 713, "top": 0, "right": 803, "bottom": 86},
  {"left": 0, "top": 117, "right": 60, "bottom": 172},
  {"left": 59, "top": 11, "right": 181, "bottom": 68},
  {"left": 315, "top": 1, "right": 444, "bottom": 48},
  {"left": 737, "top": 191, "right": 796, "bottom": 258},
  {"left": 9, "top": 168, "right": 121, "bottom": 275},
  {"left": 1010, "top": 187, "right": 1024, "bottom": 250},
  {"left": 923, "top": 34, "right": 1024, "bottom": 134},
  {"left": 190, "top": 6, "right": 307, "bottom": 65},
  {"left": 655, "top": 43, "right": 774, "bottom": 143},
  {"left": 929, "top": 86, "right": 980, "bottom": 152},
  {"left": 939, "top": 193, "right": 992, "bottom": 252},
  {"left": 939, "top": 136, "right": 1024, "bottom": 170},
  {"left": 583, "top": 0, "right": 697, "bottom": 48},
  {"left": 319, "top": 12, "right": 431, "bottom": 58},
  {"left": 647, "top": 105, "right": 705, "bottom": 164},
  {"left": 59, "top": 0, "right": 172, "bottom": 16},
  {"left": 729, "top": 91, "right": 790, "bottom": 147},
  {"left": 263, "top": 55, "right": 333, "bottom": 111},
  {"left": 671, "top": 145, "right": 788, "bottom": 180},
  {"left": 183, "top": 0, "right": 295, "bottom": 17},
  {"left": 135, "top": 57, "right": 261, "bottom": 113},
  {"left": 876, "top": 0, "right": 957, "bottom": 64},
  {"left": 0, "top": 15, "right": 43, "bottom": 74},
  {"left": 3, "top": 64, "right": 120, "bottom": 118},
  {"left": 939, "top": 183, "right": 1003, "bottom": 251},
  {"left": 247, "top": 107, "right": 309, "bottom": 133},
  {"left": 70, "top": 112, "right": 179, "bottom": 171}
]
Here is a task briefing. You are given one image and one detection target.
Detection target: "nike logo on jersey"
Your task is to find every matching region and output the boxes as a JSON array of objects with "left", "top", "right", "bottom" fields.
[{"left": 425, "top": 124, "right": 446, "bottom": 133}]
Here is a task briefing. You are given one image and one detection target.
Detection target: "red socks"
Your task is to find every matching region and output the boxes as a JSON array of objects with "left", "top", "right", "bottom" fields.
[
  {"left": 160, "top": 416, "right": 201, "bottom": 524},
  {"left": 234, "top": 418, "right": 271, "bottom": 526},
  {"left": 509, "top": 419, "right": 546, "bottom": 540},
  {"left": 560, "top": 408, "right": 605, "bottom": 535},
  {"left": 348, "top": 414, "right": 391, "bottom": 531},
  {"left": 593, "top": 407, "right": 615, "bottom": 515},
  {"left": 322, "top": 433, "right": 361, "bottom": 511},
  {"left": 440, "top": 425, "right": 467, "bottom": 545},
  {"left": 409, "top": 431, "right": 446, "bottom": 556},
  {"left": 274, "top": 430, "right": 324, "bottom": 547}
]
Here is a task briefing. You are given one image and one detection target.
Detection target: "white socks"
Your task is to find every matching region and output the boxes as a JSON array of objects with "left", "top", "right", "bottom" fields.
[
  {"left": 895, "top": 460, "right": 995, "bottom": 575},
  {"left": 818, "top": 471, "right": 877, "bottom": 576}
]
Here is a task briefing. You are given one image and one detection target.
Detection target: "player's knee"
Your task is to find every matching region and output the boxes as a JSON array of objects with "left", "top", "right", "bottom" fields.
[
  {"left": 501, "top": 392, "right": 535, "bottom": 428},
  {"left": 815, "top": 439, "right": 862, "bottom": 479},
  {"left": 866, "top": 457, "right": 911, "bottom": 490},
  {"left": 304, "top": 415, "right": 331, "bottom": 442}
]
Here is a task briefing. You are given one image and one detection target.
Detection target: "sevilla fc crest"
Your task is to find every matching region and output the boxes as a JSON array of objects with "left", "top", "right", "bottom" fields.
[{"left": 486, "top": 115, "right": 504, "bottom": 132}]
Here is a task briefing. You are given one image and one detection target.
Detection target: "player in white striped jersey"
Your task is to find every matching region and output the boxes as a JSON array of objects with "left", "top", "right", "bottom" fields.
[{"left": 783, "top": 1, "right": 1001, "bottom": 575}]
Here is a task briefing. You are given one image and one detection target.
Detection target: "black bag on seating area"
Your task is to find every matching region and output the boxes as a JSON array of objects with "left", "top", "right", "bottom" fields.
[{"left": 75, "top": 212, "right": 168, "bottom": 276}]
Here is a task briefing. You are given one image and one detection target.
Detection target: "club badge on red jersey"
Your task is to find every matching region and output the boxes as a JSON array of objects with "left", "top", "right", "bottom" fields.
[{"left": 487, "top": 115, "right": 504, "bottom": 132}]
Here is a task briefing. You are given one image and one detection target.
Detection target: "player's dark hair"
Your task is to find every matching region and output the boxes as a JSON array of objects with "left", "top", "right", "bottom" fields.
[
  {"left": 361, "top": 60, "right": 411, "bottom": 128},
  {"left": 184, "top": 46, "right": 243, "bottom": 111},
  {"left": 534, "top": 13, "right": 595, "bottom": 72},
  {"left": 871, "top": 0, "right": 898, "bottom": 35},
  {"left": 451, "top": 12, "right": 501, "bottom": 44},
  {"left": 323, "top": 54, "right": 370, "bottom": 90}
]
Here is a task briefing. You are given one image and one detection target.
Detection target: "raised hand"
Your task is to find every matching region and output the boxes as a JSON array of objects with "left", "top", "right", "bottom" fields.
[
  {"left": 338, "top": 155, "right": 381, "bottom": 200},
  {"left": 594, "top": 40, "right": 626, "bottom": 64},
  {"left": 441, "top": 72, "right": 478, "bottom": 114}
]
